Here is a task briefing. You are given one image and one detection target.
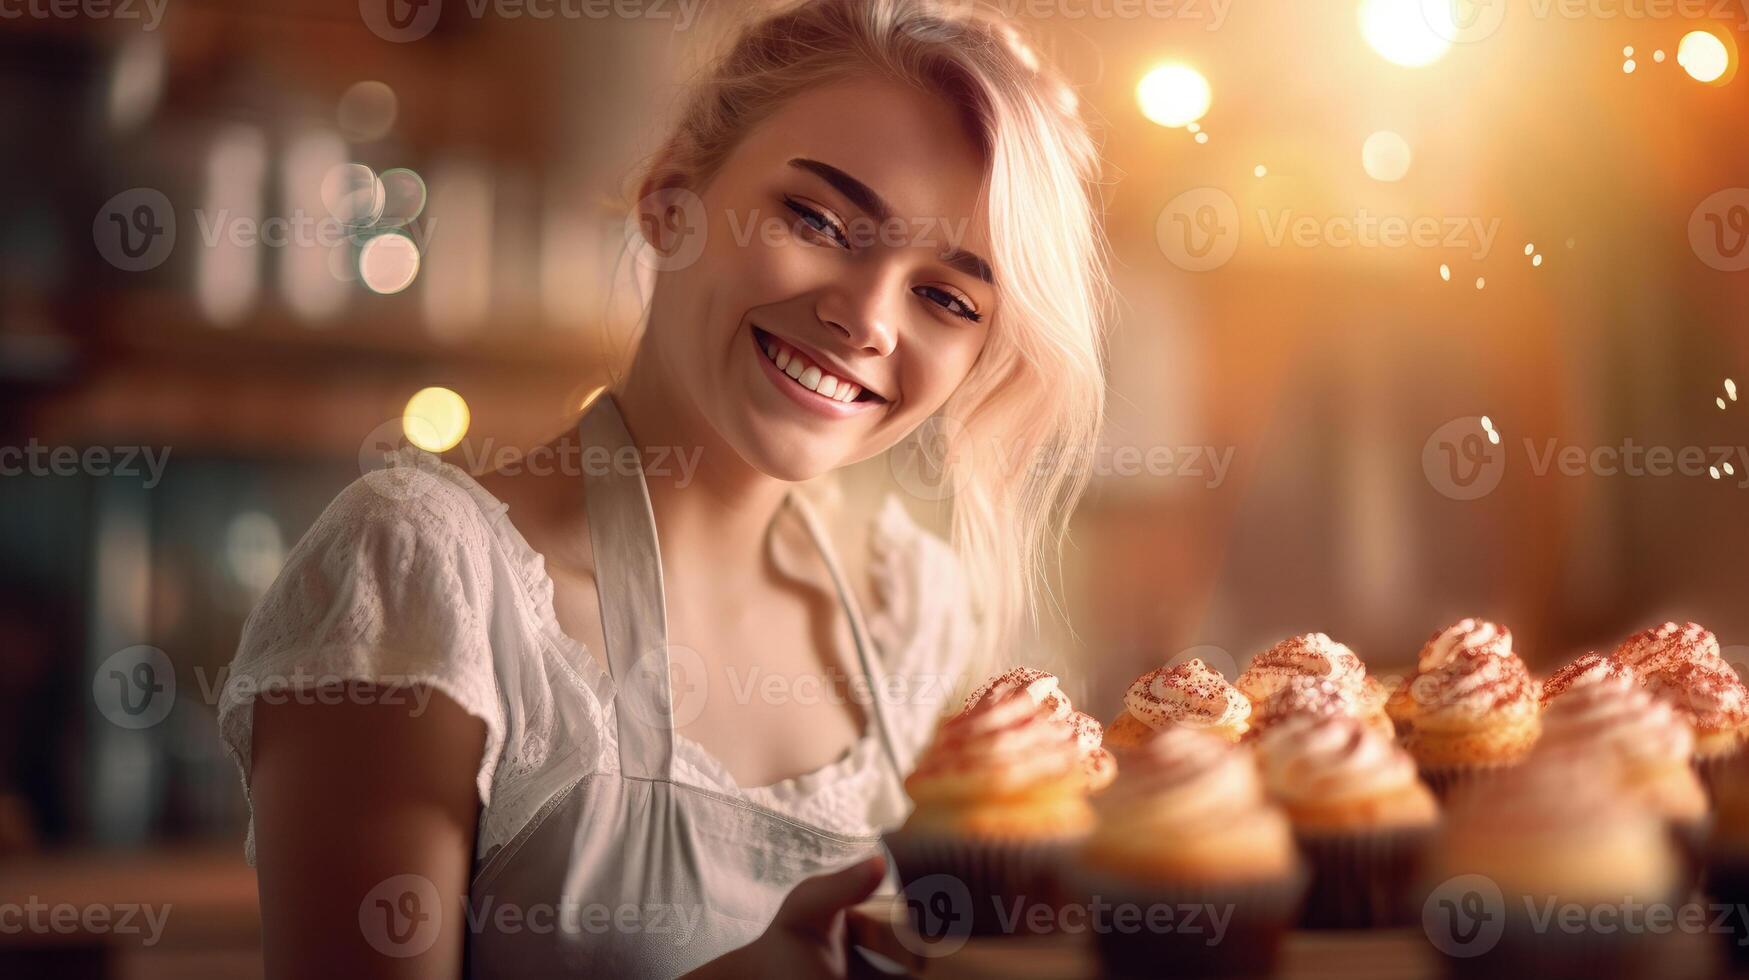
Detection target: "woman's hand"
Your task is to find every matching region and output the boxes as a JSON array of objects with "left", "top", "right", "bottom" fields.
[{"left": 685, "top": 853, "right": 887, "bottom": 979}]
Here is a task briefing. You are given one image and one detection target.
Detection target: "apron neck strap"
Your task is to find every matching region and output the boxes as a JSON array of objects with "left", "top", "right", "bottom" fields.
[{"left": 578, "top": 392, "right": 676, "bottom": 780}]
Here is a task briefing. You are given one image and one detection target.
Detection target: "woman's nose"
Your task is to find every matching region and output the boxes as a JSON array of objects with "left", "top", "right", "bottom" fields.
[{"left": 815, "top": 267, "right": 900, "bottom": 357}]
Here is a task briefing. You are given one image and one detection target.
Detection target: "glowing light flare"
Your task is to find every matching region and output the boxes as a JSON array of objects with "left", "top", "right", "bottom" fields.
[
  {"left": 1678, "top": 31, "right": 1732, "bottom": 83},
  {"left": 1136, "top": 64, "right": 1212, "bottom": 128},
  {"left": 1727, "top": 378, "right": 1739, "bottom": 401},
  {"left": 1254, "top": 164, "right": 1267, "bottom": 177},
  {"left": 1359, "top": 0, "right": 1452, "bottom": 68},
  {"left": 1439, "top": 263, "right": 1451, "bottom": 281},
  {"left": 403, "top": 387, "right": 470, "bottom": 452},
  {"left": 359, "top": 231, "right": 421, "bottom": 294},
  {"left": 1475, "top": 277, "right": 1486, "bottom": 289}
]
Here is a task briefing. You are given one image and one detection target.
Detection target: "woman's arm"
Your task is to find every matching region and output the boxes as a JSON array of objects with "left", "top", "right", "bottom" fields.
[{"left": 250, "top": 683, "right": 486, "bottom": 980}]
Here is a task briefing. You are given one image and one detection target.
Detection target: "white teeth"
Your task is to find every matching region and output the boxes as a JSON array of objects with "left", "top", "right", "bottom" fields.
[{"left": 762, "top": 331, "right": 868, "bottom": 404}]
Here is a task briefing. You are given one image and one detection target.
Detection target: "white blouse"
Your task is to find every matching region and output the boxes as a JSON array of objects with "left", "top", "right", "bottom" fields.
[{"left": 216, "top": 448, "right": 978, "bottom": 864}]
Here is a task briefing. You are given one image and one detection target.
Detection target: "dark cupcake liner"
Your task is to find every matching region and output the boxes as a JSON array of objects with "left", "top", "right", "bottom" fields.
[
  {"left": 1435, "top": 888, "right": 1687, "bottom": 980},
  {"left": 1295, "top": 824, "right": 1434, "bottom": 929},
  {"left": 1669, "top": 816, "right": 1711, "bottom": 899},
  {"left": 882, "top": 828, "right": 1076, "bottom": 939},
  {"left": 1067, "top": 861, "right": 1308, "bottom": 979},
  {"left": 1704, "top": 854, "right": 1749, "bottom": 970}
]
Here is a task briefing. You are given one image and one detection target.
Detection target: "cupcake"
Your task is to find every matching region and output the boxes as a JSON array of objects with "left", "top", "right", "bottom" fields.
[
  {"left": 1236, "top": 632, "right": 1396, "bottom": 741},
  {"left": 1396, "top": 623, "right": 1540, "bottom": 799},
  {"left": 1618, "top": 623, "right": 1748, "bottom": 792},
  {"left": 1535, "top": 656, "right": 1708, "bottom": 888},
  {"left": 964, "top": 666, "right": 1116, "bottom": 792},
  {"left": 1255, "top": 714, "right": 1439, "bottom": 928},
  {"left": 1074, "top": 727, "right": 1304, "bottom": 978},
  {"left": 1387, "top": 618, "right": 1516, "bottom": 736},
  {"left": 887, "top": 671, "right": 1096, "bottom": 937},
  {"left": 1105, "top": 657, "right": 1251, "bottom": 748},
  {"left": 1424, "top": 751, "right": 1680, "bottom": 979}
]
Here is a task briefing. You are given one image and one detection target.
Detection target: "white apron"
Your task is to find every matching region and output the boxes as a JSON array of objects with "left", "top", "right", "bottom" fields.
[{"left": 465, "top": 393, "right": 908, "bottom": 978}]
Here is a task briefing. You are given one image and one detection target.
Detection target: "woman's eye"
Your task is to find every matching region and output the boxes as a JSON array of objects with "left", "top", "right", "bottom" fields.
[
  {"left": 783, "top": 197, "right": 849, "bottom": 248},
  {"left": 916, "top": 285, "right": 983, "bottom": 323}
]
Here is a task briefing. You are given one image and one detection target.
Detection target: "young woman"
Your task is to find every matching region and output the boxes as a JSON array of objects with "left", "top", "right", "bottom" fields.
[{"left": 219, "top": 0, "right": 1110, "bottom": 976}]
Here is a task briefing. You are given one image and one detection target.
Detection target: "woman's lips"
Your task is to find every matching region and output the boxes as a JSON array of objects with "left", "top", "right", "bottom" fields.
[{"left": 751, "top": 325, "right": 880, "bottom": 419}]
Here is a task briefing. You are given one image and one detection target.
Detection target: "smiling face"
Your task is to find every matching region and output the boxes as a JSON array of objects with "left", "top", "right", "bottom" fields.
[{"left": 636, "top": 74, "right": 996, "bottom": 482}]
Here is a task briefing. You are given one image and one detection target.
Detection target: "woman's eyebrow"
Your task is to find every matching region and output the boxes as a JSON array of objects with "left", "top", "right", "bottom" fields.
[{"left": 787, "top": 157, "right": 994, "bottom": 285}]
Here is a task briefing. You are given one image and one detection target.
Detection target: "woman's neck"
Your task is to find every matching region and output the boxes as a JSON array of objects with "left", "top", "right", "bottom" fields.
[{"left": 610, "top": 345, "right": 793, "bottom": 589}]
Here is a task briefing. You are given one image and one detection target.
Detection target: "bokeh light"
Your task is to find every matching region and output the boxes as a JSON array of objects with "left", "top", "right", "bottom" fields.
[
  {"left": 1359, "top": 0, "right": 1452, "bottom": 68},
  {"left": 1677, "top": 30, "right": 1731, "bottom": 83},
  {"left": 1136, "top": 63, "right": 1211, "bottom": 128},
  {"left": 337, "top": 81, "right": 398, "bottom": 141},
  {"left": 402, "top": 386, "right": 470, "bottom": 452},
  {"left": 358, "top": 231, "right": 421, "bottom": 294},
  {"left": 1362, "top": 130, "right": 1412, "bottom": 182}
]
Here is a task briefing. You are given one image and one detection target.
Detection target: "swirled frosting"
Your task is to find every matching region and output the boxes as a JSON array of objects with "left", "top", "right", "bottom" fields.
[
  {"left": 1068, "top": 709, "right": 1118, "bottom": 790},
  {"left": 1418, "top": 618, "right": 1514, "bottom": 672},
  {"left": 1124, "top": 658, "right": 1252, "bottom": 736},
  {"left": 1256, "top": 714, "right": 1421, "bottom": 806},
  {"left": 1540, "top": 652, "right": 1635, "bottom": 706},
  {"left": 957, "top": 667, "right": 1113, "bottom": 790},
  {"left": 1641, "top": 658, "right": 1749, "bottom": 733},
  {"left": 1248, "top": 675, "right": 1362, "bottom": 734},
  {"left": 1536, "top": 672, "right": 1693, "bottom": 765},
  {"left": 1089, "top": 726, "right": 1278, "bottom": 839},
  {"left": 908, "top": 681, "right": 1084, "bottom": 799},
  {"left": 1236, "top": 632, "right": 1367, "bottom": 703},
  {"left": 964, "top": 666, "right": 1072, "bottom": 719},
  {"left": 1408, "top": 646, "right": 1536, "bottom": 724},
  {"left": 1615, "top": 621, "right": 1723, "bottom": 676}
]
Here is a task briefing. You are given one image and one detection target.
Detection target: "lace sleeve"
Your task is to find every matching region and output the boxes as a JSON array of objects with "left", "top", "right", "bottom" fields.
[{"left": 216, "top": 468, "right": 506, "bottom": 863}]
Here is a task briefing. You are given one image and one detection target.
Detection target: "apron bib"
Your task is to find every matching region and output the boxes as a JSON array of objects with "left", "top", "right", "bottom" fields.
[{"left": 466, "top": 392, "right": 906, "bottom": 978}]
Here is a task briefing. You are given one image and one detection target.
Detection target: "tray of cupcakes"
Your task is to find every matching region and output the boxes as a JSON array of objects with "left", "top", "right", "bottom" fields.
[{"left": 848, "top": 621, "right": 1745, "bottom": 979}]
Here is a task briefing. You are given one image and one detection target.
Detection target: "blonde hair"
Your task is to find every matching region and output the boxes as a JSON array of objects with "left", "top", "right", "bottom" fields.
[{"left": 629, "top": 0, "right": 1112, "bottom": 680}]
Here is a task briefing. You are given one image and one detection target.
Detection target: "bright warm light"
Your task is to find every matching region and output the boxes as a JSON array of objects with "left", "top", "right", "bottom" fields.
[
  {"left": 1359, "top": 0, "right": 1452, "bottom": 68},
  {"left": 403, "top": 387, "right": 470, "bottom": 452},
  {"left": 1362, "top": 130, "right": 1412, "bottom": 182},
  {"left": 359, "top": 231, "right": 420, "bottom": 294},
  {"left": 1678, "top": 30, "right": 1730, "bottom": 83},
  {"left": 1254, "top": 164, "right": 1267, "bottom": 177},
  {"left": 1439, "top": 263, "right": 1450, "bottom": 281},
  {"left": 1136, "top": 64, "right": 1211, "bottom": 128}
]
